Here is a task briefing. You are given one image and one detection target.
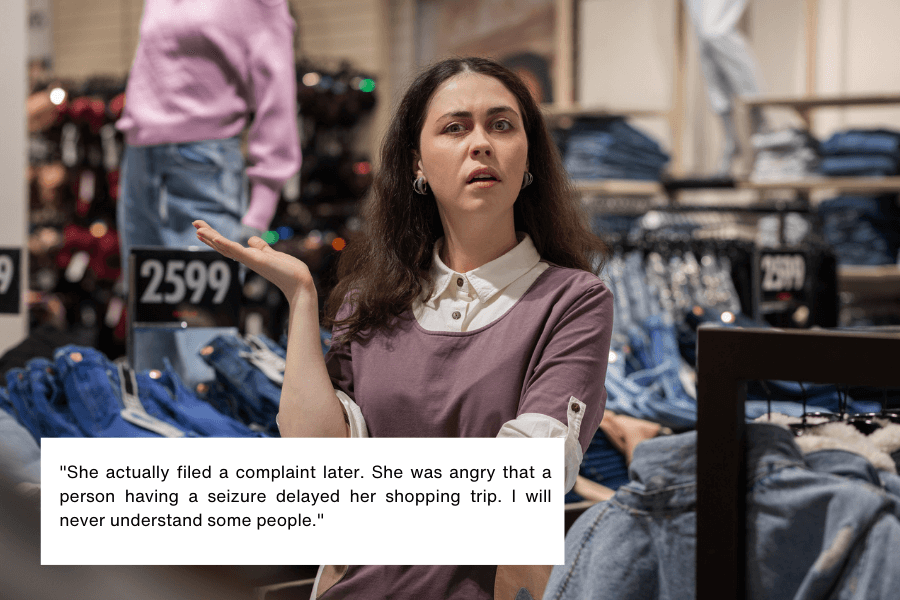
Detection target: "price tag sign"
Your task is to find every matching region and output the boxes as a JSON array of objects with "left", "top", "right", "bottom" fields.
[
  {"left": 755, "top": 249, "right": 809, "bottom": 317},
  {"left": 130, "top": 248, "right": 241, "bottom": 328},
  {"left": 0, "top": 248, "right": 22, "bottom": 314}
]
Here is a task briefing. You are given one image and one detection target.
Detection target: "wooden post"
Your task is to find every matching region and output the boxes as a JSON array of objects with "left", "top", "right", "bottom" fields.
[
  {"left": 804, "top": 0, "right": 818, "bottom": 130},
  {"left": 671, "top": 0, "right": 687, "bottom": 176},
  {"left": 555, "top": 0, "right": 575, "bottom": 108}
]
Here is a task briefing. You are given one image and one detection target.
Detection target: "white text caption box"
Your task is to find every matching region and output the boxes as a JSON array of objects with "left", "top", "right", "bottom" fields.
[{"left": 41, "top": 438, "right": 563, "bottom": 565}]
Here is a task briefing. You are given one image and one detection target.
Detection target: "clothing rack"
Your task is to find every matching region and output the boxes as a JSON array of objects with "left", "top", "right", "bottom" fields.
[{"left": 695, "top": 327, "right": 900, "bottom": 600}]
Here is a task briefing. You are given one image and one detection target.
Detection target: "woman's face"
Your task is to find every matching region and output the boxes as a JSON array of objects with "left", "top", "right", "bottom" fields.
[{"left": 415, "top": 73, "right": 528, "bottom": 229}]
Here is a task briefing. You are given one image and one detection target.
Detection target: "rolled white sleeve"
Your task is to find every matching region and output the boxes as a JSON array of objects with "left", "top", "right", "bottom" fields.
[
  {"left": 335, "top": 390, "right": 369, "bottom": 438},
  {"left": 496, "top": 396, "right": 586, "bottom": 493}
]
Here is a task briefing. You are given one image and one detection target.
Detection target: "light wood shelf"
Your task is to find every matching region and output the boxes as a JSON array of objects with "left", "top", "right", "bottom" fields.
[
  {"left": 838, "top": 265, "right": 900, "bottom": 300},
  {"left": 743, "top": 92, "right": 900, "bottom": 111},
  {"left": 541, "top": 103, "right": 670, "bottom": 121},
  {"left": 738, "top": 177, "right": 900, "bottom": 193},
  {"left": 573, "top": 179, "right": 663, "bottom": 196}
]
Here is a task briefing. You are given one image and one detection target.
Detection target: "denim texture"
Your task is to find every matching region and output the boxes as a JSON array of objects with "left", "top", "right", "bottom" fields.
[
  {"left": 745, "top": 424, "right": 900, "bottom": 600},
  {"left": 545, "top": 429, "right": 697, "bottom": 600},
  {"left": 0, "top": 405, "right": 41, "bottom": 484},
  {"left": 53, "top": 346, "right": 187, "bottom": 437},
  {"left": 6, "top": 358, "right": 83, "bottom": 441},
  {"left": 817, "top": 195, "right": 900, "bottom": 266},
  {"left": 578, "top": 429, "right": 630, "bottom": 491},
  {"left": 118, "top": 136, "right": 247, "bottom": 386},
  {"left": 821, "top": 129, "right": 900, "bottom": 159},
  {"left": 561, "top": 119, "right": 669, "bottom": 181},
  {"left": 546, "top": 424, "right": 900, "bottom": 600},
  {"left": 820, "top": 155, "right": 898, "bottom": 177},
  {"left": 146, "top": 365, "right": 263, "bottom": 437},
  {"left": 5, "top": 369, "right": 44, "bottom": 443},
  {"left": 199, "top": 334, "right": 282, "bottom": 435}
]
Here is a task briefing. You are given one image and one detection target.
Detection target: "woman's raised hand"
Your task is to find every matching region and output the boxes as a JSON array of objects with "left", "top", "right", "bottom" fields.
[{"left": 193, "top": 220, "right": 314, "bottom": 305}]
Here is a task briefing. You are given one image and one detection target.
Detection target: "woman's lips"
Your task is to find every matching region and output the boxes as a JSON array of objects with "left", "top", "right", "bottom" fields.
[{"left": 468, "top": 179, "right": 499, "bottom": 188}]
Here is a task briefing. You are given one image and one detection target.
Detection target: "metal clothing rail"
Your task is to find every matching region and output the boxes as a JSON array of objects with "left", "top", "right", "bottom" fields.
[{"left": 695, "top": 326, "right": 900, "bottom": 600}]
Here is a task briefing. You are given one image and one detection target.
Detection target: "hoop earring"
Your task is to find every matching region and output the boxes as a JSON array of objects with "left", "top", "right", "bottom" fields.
[
  {"left": 413, "top": 176, "right": 428, "bottom": 195},
  {"left": 521, "top": 171, "right": 533, "bottom": 189}
]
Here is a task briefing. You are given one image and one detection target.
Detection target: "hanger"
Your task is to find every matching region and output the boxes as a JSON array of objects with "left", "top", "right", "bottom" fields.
[{"left": 844, "top": 383, "right": 883, "bottom": 435}]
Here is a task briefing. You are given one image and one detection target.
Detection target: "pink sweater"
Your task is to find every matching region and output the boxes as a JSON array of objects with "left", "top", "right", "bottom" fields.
[{"left": 116, "top": 0, "right": 301, "bottom": 231}]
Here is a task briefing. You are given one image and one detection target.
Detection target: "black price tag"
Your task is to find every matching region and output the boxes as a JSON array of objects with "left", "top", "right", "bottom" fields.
[
  {"left": 130, "top": 248, "right": 241, "bottom": 328},
  {"left": 755, "top": 249, "right": 809, "bottom": 318},
  {"left": 0, "top": 248, "right": 21, "bottom": 314}
]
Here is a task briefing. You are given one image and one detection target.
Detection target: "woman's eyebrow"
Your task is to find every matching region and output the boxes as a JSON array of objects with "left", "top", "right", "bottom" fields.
[{"left": 437, "top": 106, "right": 520, "bottom": 120}]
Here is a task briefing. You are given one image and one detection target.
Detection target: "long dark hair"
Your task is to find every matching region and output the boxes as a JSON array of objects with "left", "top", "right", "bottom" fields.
[{"left": 324, "top": 56, "right": 608, "bottom": 341}]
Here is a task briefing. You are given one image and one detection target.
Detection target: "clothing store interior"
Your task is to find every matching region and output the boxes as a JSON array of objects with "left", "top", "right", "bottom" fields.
[{"left": 3, "top": 0, "right": 900, "bottom": 599}]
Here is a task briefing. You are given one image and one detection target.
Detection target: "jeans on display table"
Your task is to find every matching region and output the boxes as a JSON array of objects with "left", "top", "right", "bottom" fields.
[{"left": 118, "top": 136, "right": 247, "bottom": 386}]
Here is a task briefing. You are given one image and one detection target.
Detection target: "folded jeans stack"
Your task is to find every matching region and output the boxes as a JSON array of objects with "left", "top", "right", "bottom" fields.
[
  {"left": 562, "top": 118, "right": 669, "bottom": 181},
  {"left": 819, "top": 128, "right": 900, "bottom": 176},
  {"left": 816, "top": 194, "right": 900, "bottom": 266}
]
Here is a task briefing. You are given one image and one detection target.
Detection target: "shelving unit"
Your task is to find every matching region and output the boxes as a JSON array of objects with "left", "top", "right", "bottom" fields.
[{"left": 741, "top": 92, "right": 900, "bottom": 129}]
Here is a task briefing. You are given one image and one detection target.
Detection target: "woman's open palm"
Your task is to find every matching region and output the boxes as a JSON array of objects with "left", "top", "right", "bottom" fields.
[{"left": 193, "top": 220, "right": 314, "bottom": 305}]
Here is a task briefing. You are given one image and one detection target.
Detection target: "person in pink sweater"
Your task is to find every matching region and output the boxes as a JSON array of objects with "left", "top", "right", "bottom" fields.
[{"left": 116, "top": 0, "right": 301, "bottom": 382}]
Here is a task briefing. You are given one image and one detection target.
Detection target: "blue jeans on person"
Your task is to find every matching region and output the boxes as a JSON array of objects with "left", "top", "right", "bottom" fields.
[
  {"left": 199, "top": 334, "right": 282, "bottom": 435},
  {"left": 118, "top": 137, "right": 248, "bottom": 386},
  {"left": 53, "top": 346, "right": 189, "bottom": 437},
  {"left": 0, "top": 403, "right": 41, "bottom": 484}
]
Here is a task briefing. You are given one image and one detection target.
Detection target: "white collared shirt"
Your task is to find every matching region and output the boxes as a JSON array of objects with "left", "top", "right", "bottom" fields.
[{"left": 413, "top": 233, "right": 549, "bottom": 332}]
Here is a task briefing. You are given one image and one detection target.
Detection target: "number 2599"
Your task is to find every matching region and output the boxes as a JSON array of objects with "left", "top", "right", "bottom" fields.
[{"left": 139, "top": 259, "right": 230, "bottom": 304}]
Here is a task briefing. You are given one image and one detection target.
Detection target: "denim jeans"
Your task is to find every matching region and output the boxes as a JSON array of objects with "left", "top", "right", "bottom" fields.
[
  {"left": 820, "top": 154, "right": 898, "bottom": 177},
  {"left": 563, "top": 119, "right": 669, "bottom": 180},
  {"left": 199, "top": 334, "right": 282, "bottom": 435},
  {"left": 6, "top": 358, "right": 83, "bottom": 441},
  {"left": 818, "top": 195, "right": 900, "bottom": 266},
  {"left": 118, "top": 137, "right": 248, "bottom": 386},
  {"left": 578, "top": 429, "right": 630, "bottom": 491},
  {"left": 546, "top": 424, "right": 900, "bottom": 600},
  {"left": 145, "top": 365, "right": 264, "bottom": 437},
  {"left": 5, "top": 370, "right": 44, "bottom": 443},
  {"left": 54, "top": 346, "right": 188, "bottom": 437},
  {"left": 0, "top": 405, "right": 41, "bottom": 484},
  {"left": 821, "top": 129, "right": 900, "bottom": 159}
]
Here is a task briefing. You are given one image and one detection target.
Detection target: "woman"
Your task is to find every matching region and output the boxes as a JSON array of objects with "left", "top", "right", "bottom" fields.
[{"left": 195, "top": 56, "right": 613, "bottom": 600}]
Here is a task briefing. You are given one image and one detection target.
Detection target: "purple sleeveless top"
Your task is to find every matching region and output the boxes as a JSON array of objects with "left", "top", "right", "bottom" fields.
[{"left": 321, "top": 264, "right": 613, "bottom": 600}]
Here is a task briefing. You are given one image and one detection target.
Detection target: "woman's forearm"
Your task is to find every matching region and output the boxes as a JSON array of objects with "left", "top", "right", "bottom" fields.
[{"left": 277, "top": 291, "right": 348, "bottom": 437}]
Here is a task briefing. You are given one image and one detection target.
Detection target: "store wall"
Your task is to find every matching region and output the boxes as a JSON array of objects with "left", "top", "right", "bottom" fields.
[
  {"left": 1, "top": 0, "right": 28, "bottom": 354},
  {"left": 577, "top": 0, "right": 900, "bottom": 174},
  {"left": 52, "top": 0, "right": 142, "bottom": 78}
]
